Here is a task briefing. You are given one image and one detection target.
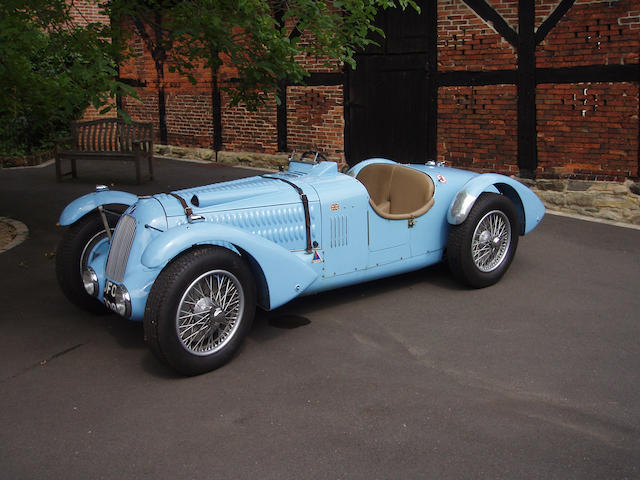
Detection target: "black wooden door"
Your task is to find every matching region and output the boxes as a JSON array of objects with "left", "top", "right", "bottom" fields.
[{"left": 346, "top": 2, "right": 430, "bottom": 166}]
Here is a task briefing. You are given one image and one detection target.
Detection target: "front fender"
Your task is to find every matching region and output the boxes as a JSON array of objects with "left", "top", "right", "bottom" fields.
[
  {"left": 140, "top": 223, "right": 319, "bottom": 310},
  {"left": 447, "top": 174, "right": 545, "bottom": 234},
  {"left": 59, "top": 191, "right": 138, "bottom": 226}
]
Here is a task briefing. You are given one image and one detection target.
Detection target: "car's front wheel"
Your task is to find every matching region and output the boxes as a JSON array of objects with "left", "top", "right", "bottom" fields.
[
  {"left": 447, "top": 192, "right": 519, "bottom": 288},
  {"left": 144, "top": 246, "right": 256, "bottom": 376},
  {"left": 56, "top": 210, "right": 120, "bottom": 313}
]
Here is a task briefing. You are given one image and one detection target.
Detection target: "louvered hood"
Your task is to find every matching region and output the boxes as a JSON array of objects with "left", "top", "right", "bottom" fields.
[
  {"left": 154, "top": 175, "right": 317, "bottom": 218},
  {"left": 146, "top": 174, "right": 320, "bottom": 252}
]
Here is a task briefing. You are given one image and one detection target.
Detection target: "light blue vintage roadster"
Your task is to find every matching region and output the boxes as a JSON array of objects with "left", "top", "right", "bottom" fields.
[{"left": 56, "top": 153, "right": 545, "bottom": 375}]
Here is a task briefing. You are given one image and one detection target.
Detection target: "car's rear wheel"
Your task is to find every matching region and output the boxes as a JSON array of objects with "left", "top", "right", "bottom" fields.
[
  {"left": 56, "top": 210, "right": 120, "bottom": 313},
  {"left": 144, "top": 246, "right": 256, "bottom": 376},
  {"left": 447, "top": 193, "right": 519, "bottom": 288}
]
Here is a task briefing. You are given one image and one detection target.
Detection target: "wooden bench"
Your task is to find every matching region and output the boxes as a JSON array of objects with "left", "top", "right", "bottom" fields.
[{"left": 55, "top": 119, "right": 154, "bottom": 184}]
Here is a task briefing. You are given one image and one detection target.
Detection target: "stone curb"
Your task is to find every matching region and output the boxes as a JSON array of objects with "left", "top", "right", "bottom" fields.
[
  {"left": 0, "top": 217, "right": 29, "bottom": 253},
  {"left": 516, "top": 177, "right": 640, "bottom": 226},
  {"left": 154, "top": 145, "right": 288, "bottom": 171},
  {"left": 153, "top": 155, "right": 279, "bottom": 172}
]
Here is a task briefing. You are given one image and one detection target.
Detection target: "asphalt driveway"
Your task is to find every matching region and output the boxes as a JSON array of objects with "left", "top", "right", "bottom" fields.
[{"left": 1, "top": 159, "right": 639, "bottom": 479}]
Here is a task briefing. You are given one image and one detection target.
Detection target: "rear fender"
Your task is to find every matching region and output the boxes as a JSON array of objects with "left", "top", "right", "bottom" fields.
[
  {"left": 140, "top": 223, "right": 319, "bottom": 310},
  {"left": 59, "top": 191, "right": 138, "bottom": 226},
  {"left": 447, "top": 174, "right": 545, "bottom": 234}
]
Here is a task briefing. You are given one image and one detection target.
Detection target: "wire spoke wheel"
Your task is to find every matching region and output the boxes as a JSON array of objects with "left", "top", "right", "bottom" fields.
[
  {"left": 471, "top": 210, "right": 511, "bottom": 272},
  {"left": 144, "top": 246, "right": 256, "bottom": 376},
  {"left": 447, "top": 193, "right": 519, "bottom": 288},
  {"left": 176, "top": 270, "right": 244, "bottom": 356}
]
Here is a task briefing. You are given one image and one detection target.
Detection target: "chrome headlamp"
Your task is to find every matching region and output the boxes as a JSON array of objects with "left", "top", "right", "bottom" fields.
[
  {"left": 113, "top": 285, "right": 132, "bottom": 318},
  {"left": 82, "top": 267, "right": 99, "bottom": 297}
]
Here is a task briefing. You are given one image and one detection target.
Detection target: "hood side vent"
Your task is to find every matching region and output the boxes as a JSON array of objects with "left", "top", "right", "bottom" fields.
[{"left": 330, "top": 215, "right": 348, "bottom": 248}]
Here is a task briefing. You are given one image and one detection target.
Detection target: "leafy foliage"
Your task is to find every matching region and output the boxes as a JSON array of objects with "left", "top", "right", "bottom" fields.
[
  {"left": 110, "top": 0, "right": 419, "bottom": 109},
  {"left": 1, "top": 0, "right": 417, "bottom": 155},
  {"left": 0, "top": 0, "right": 133, "bottom": 156}
]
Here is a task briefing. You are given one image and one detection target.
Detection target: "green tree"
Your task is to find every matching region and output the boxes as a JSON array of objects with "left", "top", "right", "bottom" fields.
[
  {"left": 0, "top": 0, "right": 131, "bottom": 156},
  {"left": 1, "top": 0, "right": 417, "bottom": 156},
  {"left": 111, "top": 0, "right": 419, "bottom": 109}
]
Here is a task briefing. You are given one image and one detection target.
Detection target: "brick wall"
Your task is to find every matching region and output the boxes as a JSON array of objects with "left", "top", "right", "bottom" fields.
[
  {"left": 537, "top": 0, "right": 639, "bottom": 68},
  {"left": 221, "top": 94, "right": 278, "bottom": 153},
  {"left": 535, "top": 0, "right": 640, "bottom": 179},
  {"left": 438, "top": 0, "right": 517, "bottom": 71},
  {"left": 111, "top": 18, "right": 346, "bottom": 159},
  {"left": 537, "top": 82, "right": 639, "bottom": 179},
  {"left": 68, "top": 0, "right": 109, "bottom": 26},
  {"left": 76, "top": 1, "right": 639, "bottom": 180},
  {"left": 439, "top": 85, "right": 519, "bottom": 174},
  {"left": 287, "top": 86, "right": 345, "bottom": 162},
  {"left": 70, "top": 1, "right": 117, "bottom": 120},
  {"left": 438, "top": 0, "right": 639, "bottom": 180},
  {"left": 437, "top": 1, "right": 519, "bottom": 174}
]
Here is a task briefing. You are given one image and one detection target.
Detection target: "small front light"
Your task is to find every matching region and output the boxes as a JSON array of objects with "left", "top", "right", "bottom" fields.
[
  {"left": 114, "top": 285, "right": 132, "bottom": 318},
  {"left": 82, "top": 268, "right": 98, "bottom": 297}
]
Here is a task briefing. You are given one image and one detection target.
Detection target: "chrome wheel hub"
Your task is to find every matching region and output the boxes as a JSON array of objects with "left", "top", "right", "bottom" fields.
[
  {"left": 193, "top": 297, "right": 214, "bottom": 315},
  {"left": 471, "top": 210, "right": 512, "bottom": 273},
  {"left": 176, "top": 270, "right": 244, "bottom": 356}
]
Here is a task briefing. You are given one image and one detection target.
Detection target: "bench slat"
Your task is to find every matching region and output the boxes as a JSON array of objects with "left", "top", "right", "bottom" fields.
[
  {"left": 108, "top": 120, "right": 113, "bottom": 151},
  {"left": 56, "top": 119, "right": 154, "bottom": 183}
]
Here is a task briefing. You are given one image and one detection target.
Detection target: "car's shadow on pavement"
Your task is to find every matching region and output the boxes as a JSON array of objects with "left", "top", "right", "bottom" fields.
[
  {"left": 93, "top": 261, "right": 462, "bottom": 379},
  {"left": 90, "top": 310, "right": 181, "bottom": 378},
  {"left": 249, "top": 261, "right": 463, "bottom": 341}
]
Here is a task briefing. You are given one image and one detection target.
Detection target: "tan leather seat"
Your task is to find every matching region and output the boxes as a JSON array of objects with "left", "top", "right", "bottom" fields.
[{"left": 356, "top": 163, "right": 435, "bottom": 220}]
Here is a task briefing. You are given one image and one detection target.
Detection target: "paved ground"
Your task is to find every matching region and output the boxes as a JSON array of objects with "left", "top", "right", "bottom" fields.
[{"left": 1, "top": 159, "right": 639, "bottom": 479}]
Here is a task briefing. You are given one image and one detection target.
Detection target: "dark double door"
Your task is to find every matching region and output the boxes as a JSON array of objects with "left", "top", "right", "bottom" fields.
[{"left": 346, "top": 1, "right": 432, "bottom": 166}]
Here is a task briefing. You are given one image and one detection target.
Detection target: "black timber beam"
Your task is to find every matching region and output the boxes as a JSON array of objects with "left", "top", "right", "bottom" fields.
[
  {"left": 211, "top": 70, "right": 223, "bottom": 153},
  {"left": 426, "top": 0, "right": 438, "bottom": 161},
  {"left": 517, "top": 0, "right": 537, "bottom": 178},
  {"left": 537, "top": 64, "right": 640, "bottom": 84},
  {"left": 343, "top": 65, "right": 352, "bottom": 165},
  {"left": 461, "top": 0, "right": 518, "bottom": 47},
  {"left": 438, "top": 64, "right": 640, "bottom": 87},
  {"left": 117, "top": 77, "right": 147, "bottom": 88},
  {"left": 277, "top": 80, "right": 287, "bottom": 152},
  {"left": 274, "top": 12, "right": 304, "bottom": 153},
  {"left": 295, "top": 72, "right": 345, "bottom": 87},
  {"left": 535, "top": 0, "right": 576, "bottom": 46}
]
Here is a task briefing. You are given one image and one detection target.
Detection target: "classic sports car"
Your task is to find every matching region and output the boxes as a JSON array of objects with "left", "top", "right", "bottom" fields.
[{"left": 56, "top": 152, "right": 545, "bottom": 375}]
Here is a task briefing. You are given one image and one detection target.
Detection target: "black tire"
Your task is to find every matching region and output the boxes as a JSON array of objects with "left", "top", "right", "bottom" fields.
[
  {"left": 144, "top": 246, "right": 256, "bottom": 376},
  {"left": 56, "top": 210, "right": 120, "bottom": 313},
  {"left": 447, "top": 192, "right": 519, "bottom": 288}
]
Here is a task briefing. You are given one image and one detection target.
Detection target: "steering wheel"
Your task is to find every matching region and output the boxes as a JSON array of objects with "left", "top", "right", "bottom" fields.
[{"left": 299, "top": 151, "right": 329, "bottom": 164}]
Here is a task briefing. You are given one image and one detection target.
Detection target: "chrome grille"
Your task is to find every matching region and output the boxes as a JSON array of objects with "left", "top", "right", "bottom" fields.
[{"left": 105, "top": 214, "right": 137, "bottom": 282}]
